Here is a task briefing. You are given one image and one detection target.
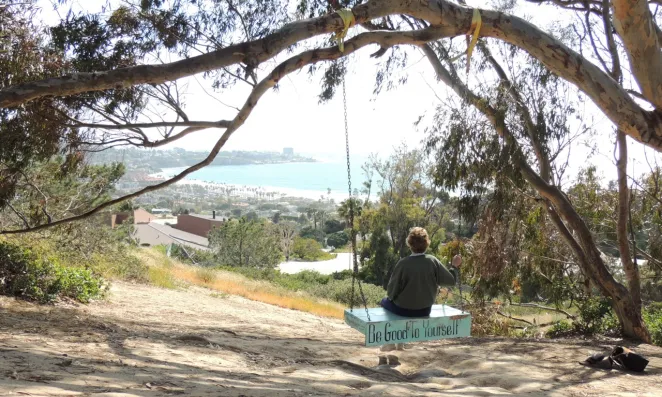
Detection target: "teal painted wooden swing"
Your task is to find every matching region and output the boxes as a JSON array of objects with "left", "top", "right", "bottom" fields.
[{"left": 335, "top": 9, "right": 471, "bottom": 347}]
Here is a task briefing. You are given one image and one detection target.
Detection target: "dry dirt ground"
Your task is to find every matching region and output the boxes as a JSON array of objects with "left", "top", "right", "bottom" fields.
[{"left": 1, "top": 282, "right": 661, "bottom": 397}]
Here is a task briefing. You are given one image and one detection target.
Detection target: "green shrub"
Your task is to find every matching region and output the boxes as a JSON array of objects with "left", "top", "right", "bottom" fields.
[
  {"left": 331, "top": 269, "right": 353, "bottom": 280},
  {"left": 327, "top": 231, "right": 349, "bottom": 248},
  {"left": 306, "top": 279, "right": 384, "bottom": 306},
  {"left": 546, "top": 320, "right": 573, "bottom": 338},
  {"left": 0, "top": 241, "right": 105, "bottom": 303},
  {"left": 644, "top": 303, "right": 662, "bottom": 347},
  {"left": 299, "top": 226, "right": 327, "bottom": 246},
  {"left": 292, "top": 237, "right": 324, "bottom": 260},
  {"left": 92, "top": 252, "right": 148, "bottom": 282},
  {"left": 217, "top": 265, "right": 383, "bottom": 306},
  {"left": 575, "top": 296, "right": 612, "bottom": 334}
]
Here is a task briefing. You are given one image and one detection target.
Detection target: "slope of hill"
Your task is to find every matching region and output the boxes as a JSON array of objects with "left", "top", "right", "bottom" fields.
[{"left": 0, "top": 282, "right": 660, "bottom": 396}]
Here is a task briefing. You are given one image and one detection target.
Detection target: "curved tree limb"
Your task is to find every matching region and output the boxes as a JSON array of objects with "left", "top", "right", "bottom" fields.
[
  {"left": 0, "top": 0, "right": 403, "bottom": 108},
  {"left": 2, "top": 1, "right": 662, "bottom": 152},
  {"left": 0, "top": 27, "right": 448, "bottom": 235},
  {"left": 67, "top": 120, "right": 231, "bottom": 131}
]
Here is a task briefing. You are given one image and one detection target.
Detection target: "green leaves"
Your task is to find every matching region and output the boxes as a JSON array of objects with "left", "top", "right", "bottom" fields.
[
  {"left": 209, "top": 217, "right": 281, "bottom": 268},
  {"left": 2, "top": 157, "right": 125, "bottom": 230}
]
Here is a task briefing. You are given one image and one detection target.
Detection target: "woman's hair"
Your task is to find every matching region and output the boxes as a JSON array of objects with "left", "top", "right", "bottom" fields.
[{"left": 407, "top": 227, "right": 430, "bottom": 254}]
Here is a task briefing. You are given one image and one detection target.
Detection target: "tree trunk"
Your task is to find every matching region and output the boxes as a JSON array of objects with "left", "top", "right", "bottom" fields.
[
  {"left": 518, "top": 164, "right": 651, "bottom": 342},
  {"left": 616, "top": 130, "right": 642, "bottom": 315}
]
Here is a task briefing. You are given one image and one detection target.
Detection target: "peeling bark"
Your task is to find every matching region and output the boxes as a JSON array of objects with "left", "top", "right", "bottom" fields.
[
  {"left": 616, "top": 130, "right": 642, "bottom": 314},
  {"left": 612, "top": 0, "right": 662, "bottom": 108}
]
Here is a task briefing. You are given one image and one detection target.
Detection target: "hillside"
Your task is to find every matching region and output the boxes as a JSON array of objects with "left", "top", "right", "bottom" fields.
[
  {"left": 88, "top": 148, "right": 316, "bottom": 173},
  {"left": 1, "top": 280, "right": 660, "bottom": 396}
]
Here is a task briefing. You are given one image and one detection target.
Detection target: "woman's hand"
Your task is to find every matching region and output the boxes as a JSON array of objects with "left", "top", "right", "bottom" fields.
[{"left": 451, "top": 254, "right": 462, "bottom": 268}]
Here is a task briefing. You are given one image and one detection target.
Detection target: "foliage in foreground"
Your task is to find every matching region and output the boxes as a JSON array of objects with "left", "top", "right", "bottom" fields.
[
  {"left": 644, "top": 303, "right": 662, "bottom": 346},
  {"left": 0, "top": 217, "right": 149, "bottom": 304},
  {"left": 0, "top": 240, "right": 105, "bottom": 303}
]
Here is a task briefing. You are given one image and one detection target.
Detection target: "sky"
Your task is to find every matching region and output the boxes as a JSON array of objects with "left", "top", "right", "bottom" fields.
[{"left": 34, "top": 0, "right": 662, "bottom": 183}]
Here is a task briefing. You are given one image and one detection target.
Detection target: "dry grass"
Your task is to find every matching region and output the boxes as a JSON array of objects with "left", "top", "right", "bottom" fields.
[
  {"left": 136, "top": 249, "right": 345, "bottom": 319},
  {"left": 147, "top": 266, "right": 177, "bottom": 289}
]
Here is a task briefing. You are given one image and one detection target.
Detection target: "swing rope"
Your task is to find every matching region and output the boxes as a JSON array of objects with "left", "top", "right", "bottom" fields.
[
  {"left": 343, "top": 79, "right": 370, "bottom": 322},
  {"left": 334, "top": 8, "right": 370, "bottom": 321}
]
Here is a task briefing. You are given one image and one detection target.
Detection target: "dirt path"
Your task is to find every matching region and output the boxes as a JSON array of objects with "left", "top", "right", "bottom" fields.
[{"left": 1, "top": 282, "right": 660, "bottom": 396}]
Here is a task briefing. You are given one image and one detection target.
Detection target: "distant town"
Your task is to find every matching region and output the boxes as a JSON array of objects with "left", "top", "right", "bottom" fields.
[{"left": 92, "top": 147, "right": 336, "bottom": 238}]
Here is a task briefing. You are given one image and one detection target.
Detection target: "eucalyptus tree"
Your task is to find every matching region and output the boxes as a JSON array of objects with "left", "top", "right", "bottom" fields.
[{"left": 1, "top": 0, "right": 661, "bottom": 341}]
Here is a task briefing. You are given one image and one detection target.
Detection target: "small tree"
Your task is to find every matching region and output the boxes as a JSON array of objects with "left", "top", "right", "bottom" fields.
[
  {"left": 292, "top": 237, "right": 323, "bottom": 261},
  {"left": 327, "top": 231, "right": 349, "bottom": 248},
  {"left": 299, "top": 226, "right": 326, "bottom": 247},
  {"left": 209, "top": 218, "right": 280, "bottom": 268},
  {"left": 278, "top": 221, "right": 296, "bottom": 262}
]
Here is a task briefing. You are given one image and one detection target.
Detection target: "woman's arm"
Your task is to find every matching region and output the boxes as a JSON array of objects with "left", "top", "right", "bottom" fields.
[{"left": 435, "top": 257, "right": 458, "bottom": 286}]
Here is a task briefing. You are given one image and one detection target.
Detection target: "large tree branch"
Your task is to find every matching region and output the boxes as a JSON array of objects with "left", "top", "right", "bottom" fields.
[
  {"left": 3, "top": 1, "right": 662, "bottom": 152},
  {"left": 68, "top": 120, "right": 230, "bottom": 131},
  {"left": 0, "top": 1, "right": 408, "bottom": 108},
  {"left": 612, "top": 0, "right": 662, "bottom": 108},
  {"left": 0, "top": 27, "right": 447, "bottom": 235},
  {"left": 70, "top": 120, "right": 230, "bottom": 148}
]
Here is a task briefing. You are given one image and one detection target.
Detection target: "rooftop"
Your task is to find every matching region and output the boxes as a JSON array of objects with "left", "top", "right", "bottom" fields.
[
  {"left": 134, "top": 222, "right": 210, "bottom": 250},
  {"left": 182, "top": 213, "right": 228, "bottom": 221}
]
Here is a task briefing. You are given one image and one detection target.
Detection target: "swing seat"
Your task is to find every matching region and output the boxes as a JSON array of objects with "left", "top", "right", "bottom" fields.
[{"left": 344, "top": 305, "right": 471, "bottom": 347}]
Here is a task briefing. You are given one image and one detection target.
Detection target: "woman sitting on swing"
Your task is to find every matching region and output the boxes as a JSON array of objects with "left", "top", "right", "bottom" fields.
[{"left": 381, "top": 227, "right": 462, "bottom": 318}]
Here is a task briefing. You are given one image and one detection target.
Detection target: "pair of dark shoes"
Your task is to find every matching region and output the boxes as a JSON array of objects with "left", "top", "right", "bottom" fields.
[{"left": 579, "top": 346, "right": 649, "bottom": 372}]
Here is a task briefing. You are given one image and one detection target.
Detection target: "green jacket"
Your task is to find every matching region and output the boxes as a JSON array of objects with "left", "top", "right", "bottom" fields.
[{"left": 386, "top": 253, "right": 458, "bottom": 310}]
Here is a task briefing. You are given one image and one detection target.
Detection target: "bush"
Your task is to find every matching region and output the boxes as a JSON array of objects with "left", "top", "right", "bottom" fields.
[
  {"left": 299, "top": 226, "right": 326, "bottom": 246},
  {"left": 575, "top": 296, "right": 613, "bottom": 334},
  {"left": 292, "top": 237, "right": 328, "bottom": 261},
  {"left": 331, "top": 269, "right": 353, "bottom": 280},
  {"left": 91, "top": 252, "right": 148, "bottom": 282},
  {"left": 644, "top": 303, "right": 662, "bottom": 347},
  {"left": 307, "top": 278, "right": 384, "bottom": 306},
  {"left": 0, "top": 241, "right": 105, "bottom": 303},
  {"left": 216, "top": 265, "right": 383, "bottom": 306},
  {"left": 327, "top": 231, "right": 349, "bottom": 248},
  {"left": 323, "top": 220, "right": 345, "bottom": 234},
  {"left": 546, "top": 320, "right": 573, "bottom": 338}
]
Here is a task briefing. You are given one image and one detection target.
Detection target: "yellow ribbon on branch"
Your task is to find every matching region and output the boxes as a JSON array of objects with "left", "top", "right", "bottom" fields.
[
  {"left": 449, "top": 8, "right": 482, "bottom": 73},
  {"left": 334, "top": 8, "right": 355, "bottom": 53}
]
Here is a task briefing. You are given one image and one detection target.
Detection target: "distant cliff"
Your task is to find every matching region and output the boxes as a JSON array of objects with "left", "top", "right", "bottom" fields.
[{"left": 88, "top": 148, "right": 316, "bottom": 172}]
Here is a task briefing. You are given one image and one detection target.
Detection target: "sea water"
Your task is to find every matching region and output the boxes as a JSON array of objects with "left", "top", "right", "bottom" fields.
[{"left": 160, "top": 161, "right": 367, "bottom": 200}]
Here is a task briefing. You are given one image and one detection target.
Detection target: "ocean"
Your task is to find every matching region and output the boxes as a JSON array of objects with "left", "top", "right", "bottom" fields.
[{"left": 159, "top": 160, "right": 369, "bottom": 201}]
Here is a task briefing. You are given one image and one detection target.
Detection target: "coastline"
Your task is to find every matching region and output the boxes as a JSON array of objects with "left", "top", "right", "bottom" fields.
[
  {"left": 167, "top": 179, "right": 355, "bottom": 202},
  {"left": 148, "top": 160, "right": 368, "bottom": 202}
]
